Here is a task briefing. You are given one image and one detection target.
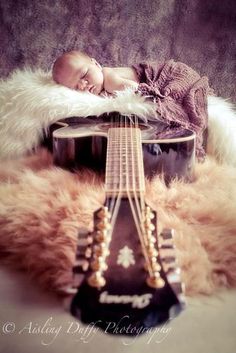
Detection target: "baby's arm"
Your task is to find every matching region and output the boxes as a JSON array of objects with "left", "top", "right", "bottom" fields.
[{"left": 104, "top": 73, "right": 138, "bottom": 94}]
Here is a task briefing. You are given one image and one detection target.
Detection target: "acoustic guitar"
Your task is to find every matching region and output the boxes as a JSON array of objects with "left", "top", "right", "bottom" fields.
[{"left": 52, "top": 112, "right": 195, "bottom": 335}]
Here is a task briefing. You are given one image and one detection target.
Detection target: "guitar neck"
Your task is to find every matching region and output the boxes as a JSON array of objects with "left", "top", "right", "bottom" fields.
[{"left": 105, "top": 126, "right": 145, "bottom": 197}]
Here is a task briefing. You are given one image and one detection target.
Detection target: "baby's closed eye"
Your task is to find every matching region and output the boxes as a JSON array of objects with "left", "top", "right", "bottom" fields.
[{"left": 81, "top": 70, "right": 88, "bottom": 79}]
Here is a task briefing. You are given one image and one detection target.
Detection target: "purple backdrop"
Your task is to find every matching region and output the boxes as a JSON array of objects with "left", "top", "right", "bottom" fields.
[{"left": 0, "top": 0, "right": 235, "bottom": 101}]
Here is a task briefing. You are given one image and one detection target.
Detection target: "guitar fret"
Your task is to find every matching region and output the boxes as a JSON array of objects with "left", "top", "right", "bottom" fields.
[{"left": 105, "top": 127, "right": 145, "bottom": 194}]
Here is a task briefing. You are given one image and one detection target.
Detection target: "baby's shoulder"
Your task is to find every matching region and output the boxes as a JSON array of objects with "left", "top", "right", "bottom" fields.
[
  {"left": 103, "top": 66, "right": 137, "bottom": 80},
  {"left": 102, "top": 67, "right": 116, "bottom": 82},
  {"left": 102, "top": 67, "right": 121, "bottom": 93},
  {"left": 102, "top": 66, "right": 139, "bottom": 94}
]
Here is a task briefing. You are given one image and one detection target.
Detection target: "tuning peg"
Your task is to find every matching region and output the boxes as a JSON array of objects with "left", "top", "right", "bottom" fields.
[
  {"left": 145, "top": 212, "right": 155, "bottom": 220},
  {"left": 91, "top": 257, "right": 108, "bottom": 272},
  {"left": 160, "top": 228, "right": 175, "bottom": 240},
  {"left": 84, "top": 247, "right": 92, "bottom": 258},
  {"left": 144, "top": 222, "right": 155, "bottom": 231},
  {"left": 96, "top": 220, "right": 112, "bottom": 231},
  {"left": 147, "top": 246, "right": 158, "bottom": 258},
  {"left": 147, "top": 213, "right": 155, "bottom": 220},
  {"left": 144, "top": 261, "right": 161, "bottom": 272},
  {"left": 146, "top": 275, "right": 165, "bottom": 289},
  {"left": 146, "top": 229, "right": 153, "bottom": 237},
  {"left": 151, "top": 262, "right": 161, "bottom": 272},
  {"left": 76, "top": 244, "right": 92, "bottom": 258},
  {"left": 73, "top": 259, "right": 89, "bottom": 272},
  {"left": 94, "top": 243, "right": 110, "bottom": 257},
  {"left": 77, "top": 236, "right": 93, "bottom": 247},
  {"left": 144, "top": 218, "right": 152, "bottom": 227},
  {"left": 97, "top": 207, "right": 111, "bottom": 219},
  {"left": 62, "top": 273, "right": 84, "bottom": 295},
  {"left": 77, "top": 227, "right": 91, "bottom": 237},
  {"left": 147, "top": 235, "right": 157, "bottom": 244},
  {"left": 145, "top": 206, "right": 155, "bottom": 219},
  {"left": 72, "top": 273, "right": 84, "bottom": 288},
  {"left": 95, "top": 230, "right": 111, "bottom": 243},
  {"left": 87, "top": 272, "right": 106, "bottom": 288}
]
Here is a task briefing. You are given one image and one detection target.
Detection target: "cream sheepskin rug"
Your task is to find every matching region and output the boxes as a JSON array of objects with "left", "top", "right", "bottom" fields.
[
  {"left": 0, "top": 148, "right": 236, "bottom": 297},
  {"left": 0, "top": 68, "right": 236, "bottom": 166}
]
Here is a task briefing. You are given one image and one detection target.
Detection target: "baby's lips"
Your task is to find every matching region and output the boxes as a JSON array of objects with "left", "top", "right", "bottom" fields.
[{"left": 88, "top": 85, "right": 95, "bottom": 93}]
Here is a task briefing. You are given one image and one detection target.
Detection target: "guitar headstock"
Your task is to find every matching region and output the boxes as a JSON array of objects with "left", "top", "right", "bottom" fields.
[
  {"left": 66, "top": 198, "right": 185, "bottom": 334},
  {"left": 86, "top": 200, "right": 166, "bottom": 290}
]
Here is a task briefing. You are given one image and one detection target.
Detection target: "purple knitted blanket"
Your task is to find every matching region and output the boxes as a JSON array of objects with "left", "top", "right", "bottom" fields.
[{"left": 132, "top": 60, "right": 213, "bottom": 159}]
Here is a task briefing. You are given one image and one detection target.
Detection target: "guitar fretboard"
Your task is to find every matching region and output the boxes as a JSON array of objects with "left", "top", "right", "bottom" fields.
[{"left": 105, "top": 127, "right": 145, "bottom": 196}]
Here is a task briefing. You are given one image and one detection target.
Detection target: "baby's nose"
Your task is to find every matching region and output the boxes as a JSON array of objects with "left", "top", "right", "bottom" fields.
[{"left": 78, "top": 79, "right": 89, "bottom": 91}]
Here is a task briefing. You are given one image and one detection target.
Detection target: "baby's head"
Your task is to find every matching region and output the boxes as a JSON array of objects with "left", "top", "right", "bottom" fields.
[{"left": 52, "top": 50, "right": 104, "bottom": 95}]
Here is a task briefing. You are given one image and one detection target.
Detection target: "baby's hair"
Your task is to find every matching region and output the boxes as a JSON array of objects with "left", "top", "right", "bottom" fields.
[
  {"left": 52, "top": 50, "right": 91, "bottom": 83},
  {"left": 65, "top": 50, "right": 90, "bottom": 61}
]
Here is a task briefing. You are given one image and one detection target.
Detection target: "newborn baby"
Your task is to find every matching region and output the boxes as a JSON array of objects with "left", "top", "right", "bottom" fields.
[{"left": 52, "top": 50, "right": 139, "bottom": 95}]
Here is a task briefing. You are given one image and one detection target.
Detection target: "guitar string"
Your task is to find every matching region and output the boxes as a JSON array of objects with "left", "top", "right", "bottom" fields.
[
  {"left": 105, "top": 114, "right": 153, "bottom": 277},
  {"left": 108, "top": 115, "right": 115, "bottom": 213},
  {"left": 133, "top": 116, "right": 149, "bottom": 239},
  {"left": 104, "top": 116, "right": 120, "bottom": 246},
  {"left": 133, "top": 116, "right": 154, "bottom": 276},
  {"left": 133, "top": 116, "right": 147, "bottom": 230},
  {"left": 127, "top": 116, "right": 143, "bottom": 226},
  {"left": 106, "top": 115, "right": 117, "bottom": 214},
  {"left": 133, "top": 117, "right": 154, "bottom": 276},
  {"left": 133, "top": 116, "right": 146, "bottom": 222},
  {"left": 110, "top": 115, "right": 126, "bottom": 228},
  {"left": 125, "top": 115, "right": 153, "bottom": 276},
  {"left": 108, "top": 116, "right": 123, "bottom": 238},
  {"left": 125, "top": 115, "right": 143, "bottom": 229},
  {"left": 131, "top": 116, "right": 147, "bottom": 227},
  {"left": 108, "top": 117, "right": 117, "bottom": 223}
]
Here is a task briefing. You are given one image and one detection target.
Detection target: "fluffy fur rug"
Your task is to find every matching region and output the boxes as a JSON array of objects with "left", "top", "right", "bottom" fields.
[
  {"left": 0, "top": 68, "right": 236, "bottom": 166},
  {"left": 0, "top": 148, "right": 236, "bottom": 297},
  {"left": 0, "top": 68, "right": 236, "bottom": 299}
]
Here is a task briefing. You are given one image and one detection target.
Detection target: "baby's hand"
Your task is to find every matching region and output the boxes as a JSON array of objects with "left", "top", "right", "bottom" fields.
[{"left": 136, "top": 83, "right": 166, "bottom": 99}]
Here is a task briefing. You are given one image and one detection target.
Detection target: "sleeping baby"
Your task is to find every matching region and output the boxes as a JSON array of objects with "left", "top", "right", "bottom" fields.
[
  {"left": 52, "top": 50, "right": 212, "bottom": 159},
  {"left": 52, "top": 50, "right": 139, "bottom": 96}
]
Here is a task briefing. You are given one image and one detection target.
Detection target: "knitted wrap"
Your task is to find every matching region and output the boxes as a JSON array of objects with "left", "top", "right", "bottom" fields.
[{"left": 133, "top": 60, "right": 214, "bottom": 159}]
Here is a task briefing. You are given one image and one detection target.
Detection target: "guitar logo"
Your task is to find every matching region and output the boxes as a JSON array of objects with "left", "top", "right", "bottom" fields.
[
  {"left": 117, "top": 246, "right": 135, "bottom": 268},
  {"left": 99, "top": 291, "right": 153, "bottom": 309}
]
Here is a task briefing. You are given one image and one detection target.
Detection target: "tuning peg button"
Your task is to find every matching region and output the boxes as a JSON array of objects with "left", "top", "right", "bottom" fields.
[
  {"left": 152, "top": 262, "right": 161, "bottom": 272},
  {"left": 84, "top": 247, "right": 92, "bottom": 258},
  {"left": 146, "top": 275, "right": 165, "bottom": 289},
  {"left": 91, "top": 258, "right": 108, "bottom": 272},
  {"left": 147, "top": 247, "right": 158, "bottom": 258},
  {"left": 95, "top": 231, "right": 111, "bottom": 243},
  {"left": 87, "top": 272, "right": 106, "bottom": 288},
  {"left": 94, "top": 244, "right": 110, "bottom": 257},
  {"left": 144, "top": 261, "right": 161, "bottom": 272},
  {"left": 97, "top": 207, "right": 111, "bottom": 219},
  {"left": 96, "top": 220, "right": 112, "bottom": 231},
  {"left": 145, "top": 206, "right": 155, "bottom": 218},
  {"left": 147, "top": 235, "right": 157, "bottom": 244}
]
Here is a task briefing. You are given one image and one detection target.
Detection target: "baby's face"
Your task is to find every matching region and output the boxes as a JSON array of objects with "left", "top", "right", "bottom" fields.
[{"left": 56, "top": 56, "right": 104, "bottom": 95}]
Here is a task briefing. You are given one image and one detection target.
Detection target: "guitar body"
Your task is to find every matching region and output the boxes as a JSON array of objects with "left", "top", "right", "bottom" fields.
[
  {"left": 51, "top": 112, "right": 195, "bottom": 335},
  {"left": 52, "top": 113, "right": 195, "bottom": 184}
]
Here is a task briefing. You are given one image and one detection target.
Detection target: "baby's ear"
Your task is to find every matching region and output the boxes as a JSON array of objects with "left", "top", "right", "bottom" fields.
[{"left": 91, "top": 58, "right": 102, "bottom": 69}]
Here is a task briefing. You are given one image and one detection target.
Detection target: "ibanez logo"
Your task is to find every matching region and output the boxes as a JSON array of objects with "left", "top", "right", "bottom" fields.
[{"left": 99, "top": 291, "right": 153, "bottom": 309}]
